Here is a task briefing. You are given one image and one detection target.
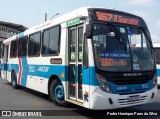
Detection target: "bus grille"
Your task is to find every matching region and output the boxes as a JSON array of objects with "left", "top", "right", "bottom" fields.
[
  {"left": 118, "top": 96, "right": 148, "bottom": 105},
  {"left": 110, "top": 78, "right": 151, "bottom": 85}
]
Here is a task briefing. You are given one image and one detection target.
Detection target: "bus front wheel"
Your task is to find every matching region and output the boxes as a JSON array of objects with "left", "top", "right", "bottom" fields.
[
  {"left": 11, "top": 71, "right": 18, "bottom": 89},
  {"left": 50, "top": 80, "right": 68, "bottom": 106}
]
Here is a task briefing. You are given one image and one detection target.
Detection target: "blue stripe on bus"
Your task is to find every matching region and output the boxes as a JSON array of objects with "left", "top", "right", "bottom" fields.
[
  {"left": 1, "top": 61, "right": 154, "bottom": 94},
  {"left": 1, "top": 62, "right": 99, "bottom": 86},
  {"left": 157, "top": 68, "right": 160, "bottom": 76},
  {"left": 18, "top": 32, "right": 24, "bottom": 38},
  {"left": 1, "top": 64, "right": 19, "bottom": 73},
  {"left": 20, "top": 58, "right": 28, "bottom": 87},
  {"left": 108, "top": 79, "right": 153, "bottom": 94},
  {"left": 1, "top": 64, "right": 8, "bottom": 71},
  {"left": 82, "top": 67, "right": 99, "bottom": 86}
]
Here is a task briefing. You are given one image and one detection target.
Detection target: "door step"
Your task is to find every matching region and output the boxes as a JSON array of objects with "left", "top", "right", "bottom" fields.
[{"left": 66, "top": 99, "right": 83, "bottom": 106}]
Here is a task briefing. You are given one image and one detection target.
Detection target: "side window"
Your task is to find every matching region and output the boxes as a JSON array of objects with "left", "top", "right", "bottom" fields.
[
  {"left": 28, "top": 32, "right": 41, "bottom": 57},
  {"left": 2, "top": 44, "right": 4, "bottom": 58},
  {"left": 42, "top": 25, "right": 60, "bottom": 55},
  {"left": 154, "top": 48, "right": 160, "bottom": 64},
  {"left": 42, "top": 30, "right": 49, "bottom": 55},
  {"left": 70, "top": 29, "right": 76, "bottom": 61},
  {"left": 18, "top": 36, "right": 28, "bottom": 57},
  {"left": 10, "top": 40, "right": 18, "bottom": 58},
  {"left": 78, "top": 27, "right": 83, "bottom": 61}
]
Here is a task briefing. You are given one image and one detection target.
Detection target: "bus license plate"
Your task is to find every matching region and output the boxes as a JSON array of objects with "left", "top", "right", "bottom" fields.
[{"left": 129, "top": 95, "right": 140, "bottom": 101}]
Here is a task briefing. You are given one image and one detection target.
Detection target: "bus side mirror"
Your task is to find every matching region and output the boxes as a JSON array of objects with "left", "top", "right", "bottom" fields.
[{"left": 85, "top": 24, "right": 92, "bottom": 39}]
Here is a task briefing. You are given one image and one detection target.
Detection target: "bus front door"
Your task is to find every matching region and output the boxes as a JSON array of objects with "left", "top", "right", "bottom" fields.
[{"left": 68, "top": 25, "right": 84, "bottom": 102}]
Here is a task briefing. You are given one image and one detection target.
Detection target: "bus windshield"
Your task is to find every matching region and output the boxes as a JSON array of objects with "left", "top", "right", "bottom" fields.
[{"left": 93, "top": 23, "right": 154, "bottom": 72}]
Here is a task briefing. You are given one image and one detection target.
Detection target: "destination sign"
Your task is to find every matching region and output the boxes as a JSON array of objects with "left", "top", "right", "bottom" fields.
[
  {"left": 96, "top": 11, "right": 139, "bottom": 26},
  {"left": 101, "top": 58, "right": 128, "bottom": 67},
  {"left": 89, "top": 9, "right": 144, "bottom": 27}
]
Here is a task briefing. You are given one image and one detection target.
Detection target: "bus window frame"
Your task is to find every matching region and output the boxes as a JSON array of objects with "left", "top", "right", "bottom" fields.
[
  {"left": 10, "top": 40, "right": 18, "bottom": 58},
  {"left": 2, "top": 44, "right": 4, "bottom": 58},
  {"left": 18, "top": 36, "right": 28, "bottom": 58},
  {"left": 41, "top": 25, "right": 61, "bottom": 57},
  {"left": 28, "top": 31, "right": 41, "bottom": 57},
  {"left": 83, "top": 34, "right": 88, "bottom": 69}
]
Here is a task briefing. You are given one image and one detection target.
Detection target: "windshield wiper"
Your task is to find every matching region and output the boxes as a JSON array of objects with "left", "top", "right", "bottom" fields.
[
  {"left": 106, "top": 22, "right": 127, "bottom": 52},
  {"left": 106, "top": 22, "right": 125, "bottom": 42}
]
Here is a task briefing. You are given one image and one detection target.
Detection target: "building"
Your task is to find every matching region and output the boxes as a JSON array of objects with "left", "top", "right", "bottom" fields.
[
  {"left": 0, "top": 21, "right": 27, "bottom": 41},
  {"left": 0, "top": 21, "right": 27, "bottom": 57}
]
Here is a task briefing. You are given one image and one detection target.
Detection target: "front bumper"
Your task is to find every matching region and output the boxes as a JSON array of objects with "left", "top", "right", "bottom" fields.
[{"left": 90, "top": 86, "right": 157, "bottom": 110}]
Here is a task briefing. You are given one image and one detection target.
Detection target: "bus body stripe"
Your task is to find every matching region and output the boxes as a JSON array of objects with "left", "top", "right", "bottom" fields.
[
  {"left": 157, "top": 69, "right": 160, "bottom": 76},
  {"left": 18, "top": 58, "right": 22, "bottom": 85},
  {"left": 1, "top": 62, "right": 154, "bottom": 94},
  {"left": 16, "top": 35, "right": 18, "bottom": 40}
]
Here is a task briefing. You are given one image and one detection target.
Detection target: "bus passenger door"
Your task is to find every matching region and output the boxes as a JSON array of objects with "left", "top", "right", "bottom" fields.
[
  {"left": 3, "top": 45, "right": 9, "bottom": 80},
  {"left": 68, "top": 25, "right": 84, "bottom": 102}
]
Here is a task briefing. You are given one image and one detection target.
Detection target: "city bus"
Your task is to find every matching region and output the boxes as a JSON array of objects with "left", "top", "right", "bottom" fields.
[
  {"left": 153, "top": 44, "right": 160, "bottom": 86},
  {"left": 1, "top": 7, "right": 157, "bottom": 109}
]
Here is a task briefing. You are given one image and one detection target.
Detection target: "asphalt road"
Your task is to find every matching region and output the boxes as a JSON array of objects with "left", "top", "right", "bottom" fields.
[{"left": 0, "top": 78, "right": 160, "bottom": 119}]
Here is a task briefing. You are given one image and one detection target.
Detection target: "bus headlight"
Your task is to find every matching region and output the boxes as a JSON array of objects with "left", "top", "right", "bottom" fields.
[
  {"left": 96, "top": 74, "right": 111, "bottom": 93},
  {"left": 152, "top": 73, "right": 157, "bottom": 88}
]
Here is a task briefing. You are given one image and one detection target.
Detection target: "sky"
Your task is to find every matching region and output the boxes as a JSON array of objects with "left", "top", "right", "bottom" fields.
[{"left": 0, "top": 0, "right": 159, "bottom": 43}]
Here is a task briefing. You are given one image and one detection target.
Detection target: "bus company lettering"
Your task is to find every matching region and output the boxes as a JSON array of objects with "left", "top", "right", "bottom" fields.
[
  {"left": 123, "top": 73, "right": 142, "bottom": 77},
  {"left": 96, "top": 11, "right": 139, "bottom": 26},
  {"left": 116, "top": 86, "right": 127, "bottom": 91},
  {"left": 142, "top": 84, "right": 149, "bottom": 89},
  {"left": 38, "top": 66, "right": 49, "bottom": 72},
  {"left": 29, "top": 66, "right": 35, "bottom": 72},
  {"left": 35, "top": 22, "right": 51, "bottom": 31}
]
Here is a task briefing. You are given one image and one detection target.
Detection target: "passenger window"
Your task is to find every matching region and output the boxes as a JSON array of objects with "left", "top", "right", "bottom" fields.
[
  {"left": 28, "top": 32, "right": 41, "bottom": 57},
  {"left": 70, "top": 29, "right": 76, "bottom": 61},
  {"left": 78, "top": 27, "right": 83, "bottom": 61},
  {"left": 42, "top": 25, "right": 60, "bottom": 56},
  {"left": 10, "top": 40, "right": 18, "bottom": 58},
  {"left": 18, "top": 36, "right": 28, "bottom": 57}
]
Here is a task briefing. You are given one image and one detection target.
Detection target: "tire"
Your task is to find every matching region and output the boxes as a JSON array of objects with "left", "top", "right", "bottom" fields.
[
  {"left": 11, "top": 71, "right": 18, "bottom": 89},
  {"left": 50, "top": 80, "right": 68, "bottom": 106}
]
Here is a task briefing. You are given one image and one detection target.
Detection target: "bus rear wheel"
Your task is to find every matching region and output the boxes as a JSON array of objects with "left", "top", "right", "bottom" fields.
[
  {"left": 11, "top": 71, "right": 18, "bottom": 89},
  {"left": 50, "top": 80, "right": 68, "bottom": 106}
]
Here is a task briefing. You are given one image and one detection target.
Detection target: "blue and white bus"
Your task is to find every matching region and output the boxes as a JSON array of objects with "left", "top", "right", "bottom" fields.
[
  {"left": 153, "top": 44, "right": 160, "bottom": 86},
  {"left": 1, "top": 7, "right": 157, "bottom": 109}
]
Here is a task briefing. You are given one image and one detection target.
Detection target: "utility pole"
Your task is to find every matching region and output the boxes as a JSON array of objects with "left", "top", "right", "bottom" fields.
[{"left": 45, "top": 13, "right": 47, "bottom": 22}]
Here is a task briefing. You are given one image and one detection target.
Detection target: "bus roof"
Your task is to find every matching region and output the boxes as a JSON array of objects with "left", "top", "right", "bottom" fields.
[
  {"left": 3, "top": 7, "right": 145, "bottom": 44},
  {"left": 3, "top": 7, "right": 90, "bottom": 44}
]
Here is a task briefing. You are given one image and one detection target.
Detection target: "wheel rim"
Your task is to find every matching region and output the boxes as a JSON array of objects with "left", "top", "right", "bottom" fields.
[{"left": 54, "top": 85, "right": 64, "bottom": 101}]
